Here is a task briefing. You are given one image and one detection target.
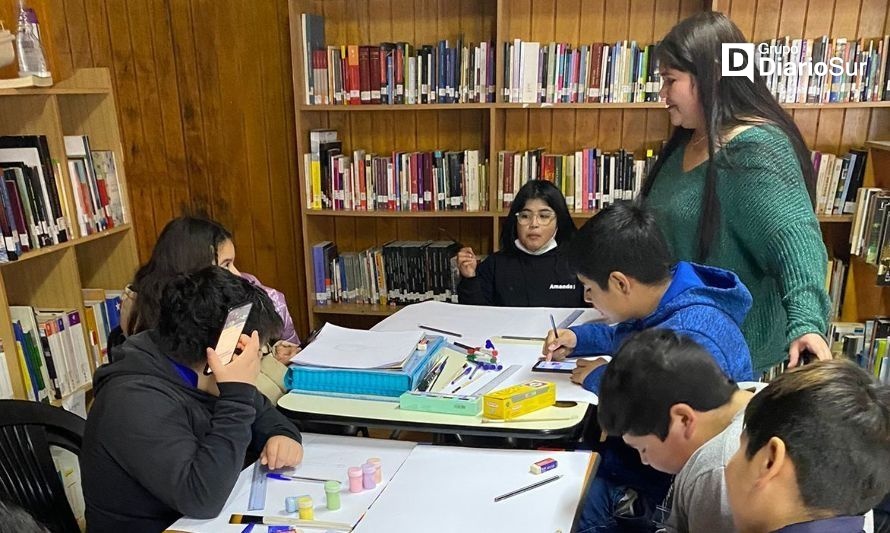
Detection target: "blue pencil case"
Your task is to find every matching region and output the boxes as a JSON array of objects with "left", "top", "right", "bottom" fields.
[{"left": 284, "top": 336, "right": 445, "bottom": 398}]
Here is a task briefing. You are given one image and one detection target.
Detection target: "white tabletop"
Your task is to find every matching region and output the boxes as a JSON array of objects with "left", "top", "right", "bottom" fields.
[
  {"left": 167, "top": 434, "right": 416, "bottom": 532},
  {"left": 167, "top": 433, "right": 596, "bottom": 533},
  {"left": 353, "top": 445, "right": 596, "bottom": 533}
]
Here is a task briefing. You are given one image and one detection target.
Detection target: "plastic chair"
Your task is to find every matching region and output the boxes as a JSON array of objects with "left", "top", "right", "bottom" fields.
[{"left": 0, "top": 399, "right": 84, "bottom": 533}]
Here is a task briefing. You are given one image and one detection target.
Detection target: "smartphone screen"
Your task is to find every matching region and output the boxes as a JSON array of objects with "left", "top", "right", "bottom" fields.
[
  {"left": 214, "top": 302, "right": 253, "bottom": 366},
  {"left": 532, "top": 359, "right": 578, "bottom": 373}
]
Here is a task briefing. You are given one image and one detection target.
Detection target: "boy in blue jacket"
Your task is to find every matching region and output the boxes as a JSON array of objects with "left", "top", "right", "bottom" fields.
[{"left": 543, "top": 200, "right": 754, "bottom": 393}]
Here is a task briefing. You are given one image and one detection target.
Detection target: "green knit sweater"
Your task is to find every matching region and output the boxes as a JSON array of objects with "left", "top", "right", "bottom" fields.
[{"left": 646, "top": 125, "right": 830, "bottom": 372}]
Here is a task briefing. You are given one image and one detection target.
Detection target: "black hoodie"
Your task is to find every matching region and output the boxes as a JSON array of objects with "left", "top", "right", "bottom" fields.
[
  {"left": 457, "top": 247, "right": 585, "bottom": 307},
  {"left": 80, "top": 331, "right": 302, "bottom": 533}
]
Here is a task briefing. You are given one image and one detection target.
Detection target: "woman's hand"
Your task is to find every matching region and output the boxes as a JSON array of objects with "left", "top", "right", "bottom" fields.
[
  {"left": 273, "top": 341, "right": 300, "bottom": 364},
  {"left": 457, "top": 247, "right": 478, "bottom": 278},
  {"left": 787, "top": 333, "right": 831, "bottom": 368}
]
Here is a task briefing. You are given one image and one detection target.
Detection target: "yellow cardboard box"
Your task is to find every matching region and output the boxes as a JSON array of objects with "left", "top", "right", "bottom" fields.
[{"left": 483, "top": 380, "right": 556, "bottom": 419}]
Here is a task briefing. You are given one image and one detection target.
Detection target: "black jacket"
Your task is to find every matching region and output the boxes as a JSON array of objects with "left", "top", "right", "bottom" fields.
[
  {"left": 457, "top": 247, "right": 585, "bottom": 307},
  {"left": 80, "top": 331, "right": 302, "bottom": 533}
]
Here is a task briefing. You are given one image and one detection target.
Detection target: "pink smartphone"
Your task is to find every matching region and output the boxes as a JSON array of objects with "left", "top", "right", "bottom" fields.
[{"left": 213, "top": 302, "right": 253, "bottom": 366}]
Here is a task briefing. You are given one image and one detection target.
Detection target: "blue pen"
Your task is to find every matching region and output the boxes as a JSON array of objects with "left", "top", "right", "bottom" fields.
[
  {"left": 450, "top": 365, "right": 472, "bottom": 385},
  {"left": 267, "top": 472, "right": 328, "bottom": 483},
  {"left": 240, "top": 524, "right": 255, "bottom": 533}
]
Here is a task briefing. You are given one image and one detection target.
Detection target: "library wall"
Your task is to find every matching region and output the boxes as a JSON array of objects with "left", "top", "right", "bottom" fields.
[{"left": 0, "top": 0, "right": 310, "bottom": 337}]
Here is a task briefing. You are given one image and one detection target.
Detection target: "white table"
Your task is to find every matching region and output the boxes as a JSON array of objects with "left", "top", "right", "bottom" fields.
[
  {"left": 167, "top": 434, "right": 416, "bottom": 532},
  {"left": 354, "top": 445, "right": 596, "bottom": 533},
  {"left": 167, "top": 433, "right": 597, "bottom": 533},
  {"left": 279, "top": 343, "right": 599, "bottom": 440}
]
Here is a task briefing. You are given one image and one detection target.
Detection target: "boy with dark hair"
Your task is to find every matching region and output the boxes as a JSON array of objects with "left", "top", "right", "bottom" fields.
[
  {"left": 544, "top": 200, "right": 754, "bottom": 392},
  {"left": 81, "top": 267, "right": 303, "bottom": 532},
  {"left": 725, "top": 360, "right": 890, "bottom": 533},
  {"left": 596, "top": 328, "right": 761, "bottom": 532}
]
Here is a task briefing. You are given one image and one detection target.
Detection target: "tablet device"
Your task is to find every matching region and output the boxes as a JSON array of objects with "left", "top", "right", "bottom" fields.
[{"left": 532, "top": 359, "right": 577, "bottom": 373}]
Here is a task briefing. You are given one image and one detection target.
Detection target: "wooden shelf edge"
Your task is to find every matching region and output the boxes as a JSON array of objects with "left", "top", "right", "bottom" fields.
[
  {"left": 0, "top": 68, "right": 113, "bottom": 96},
  {"left": 299, "top": 103, "right": 493, "bottom": 111},
  {"left": 817, "top": 215, "right": 854, "bottom": 223},
  {"left": 297, "top": 101, "right": 890, "bottom": 112},
  {"left": 781, "top": 101, "right": 890, "bottom": 109},
  {"left": 0, "top": 224, "right": 132, "bottom": 266},
  {"left": 304, "top": 209, "right": 500, "bottom": 218},
  {"left": 866, "top": 140, "right": 890, "bottom": 152},
  {"left": 49, "top": 381, "right": 93, "bottom": 407},
  {"left": 312, "top": 303, "right": 401, "bottom": 316}
]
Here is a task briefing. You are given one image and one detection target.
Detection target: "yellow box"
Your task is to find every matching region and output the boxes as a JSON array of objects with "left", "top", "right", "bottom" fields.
[{"left": 483, "top": 380, "right": 556, "bottom": 419}]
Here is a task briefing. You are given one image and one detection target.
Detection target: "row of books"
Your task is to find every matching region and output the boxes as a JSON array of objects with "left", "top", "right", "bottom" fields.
[
  {"left": 301, "top": 14, "right": 495, "bottom": 106},
  {"left": 849, "top": 188, "right": 890, "bottom": 285},
  {"left": 312, "top": 241, "right": 461, "bottom": 306},
  {"left": 0, "top": 135, "right": 70, "bottom": 260},
  {"left": 497, "top": 148, "right": 657, "bottom": 211},
  {"left": 63, "top": 136, "right": 127, "bottom": 237},
  {"left": 829, "top": 319, "right": 890, "bottom": 384},
  {"left": 504, "top": 41, "right": 660, "bottom": 104},
  {"left": 9, "top": 289, "right": 121, "bottom": 402},
  {"left": 305, "top": 130, "right": 488, "bottom": 212},
  {"left": 825, "top": 258, "right": 848, "bottom": 320},
  {"left": 756, "top": 36, "right": 890, "bottom": 104},
  {"left": 813, "top": 149, "right": 867, "bottom": 216},
  {"left": 0, "top": 134, "right": 126, "bottom": 263}
]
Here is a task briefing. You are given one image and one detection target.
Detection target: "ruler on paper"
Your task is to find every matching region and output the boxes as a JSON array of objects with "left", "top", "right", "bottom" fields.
[
  {"left": 474, "top": 364, "right": 521, "bottom": 396},
  {"left": 248, "top": 461, "right": 268, "bottom": 510},
  {"left": 557, "top": 310, "right": 584, "bottom": 329}
]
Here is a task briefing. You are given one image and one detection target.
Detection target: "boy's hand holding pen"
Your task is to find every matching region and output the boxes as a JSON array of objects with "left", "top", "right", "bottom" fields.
[{"left": 542, "top": 329, "right": 577, "bottom": 361}]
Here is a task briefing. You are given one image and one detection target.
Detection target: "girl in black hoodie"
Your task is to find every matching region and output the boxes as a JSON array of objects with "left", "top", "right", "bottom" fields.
[{"left": 457, "top": 180, "right": 585, "bottom": 307}]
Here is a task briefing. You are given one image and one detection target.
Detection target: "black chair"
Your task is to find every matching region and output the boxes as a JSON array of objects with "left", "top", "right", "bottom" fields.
[{"left": 0, "top": 400, "right": 85, "bottom": 533}]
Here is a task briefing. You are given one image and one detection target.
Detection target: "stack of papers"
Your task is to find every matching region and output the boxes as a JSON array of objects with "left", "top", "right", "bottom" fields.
[{"left": 292, "top": 324, "right": 424, "bottom": 369}]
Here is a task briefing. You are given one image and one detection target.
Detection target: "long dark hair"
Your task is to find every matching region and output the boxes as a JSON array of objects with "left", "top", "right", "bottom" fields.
[
  {"left": 500, "top": 180, "right": 576, "bottom": 252},
  {"left": 128, "top": 216, "right": 233, "bottom": 334},
  {"left": 641, "top": 12, "right": 816, "bottom": 261}
]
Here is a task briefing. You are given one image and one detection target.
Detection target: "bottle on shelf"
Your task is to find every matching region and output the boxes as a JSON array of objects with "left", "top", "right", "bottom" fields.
[{"left": 14, "top": 0, "right": 51, "bottom": 80}]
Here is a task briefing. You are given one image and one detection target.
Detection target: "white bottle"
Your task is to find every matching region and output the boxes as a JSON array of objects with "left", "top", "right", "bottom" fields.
[{"left": 15, "top": 0, "right": 50, "bottom": 78}]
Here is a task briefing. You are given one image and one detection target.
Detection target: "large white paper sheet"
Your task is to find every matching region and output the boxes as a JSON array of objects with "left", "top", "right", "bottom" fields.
[
  {"left": 353, "top": 446, "right": 593, "bottom": 533},
  {"left": 169, "top": 434, "right": 416, "bottom": 532},
  {"left": 372, "top": 301, "right": 602, "bottom": 343},
  {"left": 292, "top": 324, "right": 423, "bottom": 368}
]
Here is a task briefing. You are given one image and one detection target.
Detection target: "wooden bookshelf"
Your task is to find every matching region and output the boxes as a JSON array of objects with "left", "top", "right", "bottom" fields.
[
  {"left": 0, "top": 68, "right": 139, "bottom": 401},
  {"left": 289, "top": 0, "right": 890, "bottom": 330}
]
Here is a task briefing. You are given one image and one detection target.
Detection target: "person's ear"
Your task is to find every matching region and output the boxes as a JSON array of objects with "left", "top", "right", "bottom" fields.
[
  {"left": 754, "top": 437, "right": 787, "bottom": 487},
  {"left": 669, "top": 403, "right": 697, "bottom": 440},
  {"left": 610, "top": 272, "right": 631, "bottom": 294}
]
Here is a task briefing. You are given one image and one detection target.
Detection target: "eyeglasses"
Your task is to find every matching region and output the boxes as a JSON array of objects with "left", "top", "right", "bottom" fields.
[{"left": 516, "top": 210, "right": 556, "bottom": 226}]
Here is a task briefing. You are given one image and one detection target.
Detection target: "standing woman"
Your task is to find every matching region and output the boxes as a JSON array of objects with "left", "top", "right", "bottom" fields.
[
  {"left": 457, "top": 179, "right": 585, "bottom": 307},
  {"left": 643, "top": 12, "right": 831, "bottom": 375}
]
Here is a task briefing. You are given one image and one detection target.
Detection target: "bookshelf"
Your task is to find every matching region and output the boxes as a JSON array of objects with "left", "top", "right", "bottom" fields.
[
  {"left": 289, "top": 0, "right": 890, "bottom": 330},
  {"left": 0, "top": 68, "right": 138, "bottom": 401}
]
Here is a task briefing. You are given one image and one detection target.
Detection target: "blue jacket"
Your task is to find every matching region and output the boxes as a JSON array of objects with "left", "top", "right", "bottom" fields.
[{"left": 570, "top": 261, "right": 754, "bottom": 393}]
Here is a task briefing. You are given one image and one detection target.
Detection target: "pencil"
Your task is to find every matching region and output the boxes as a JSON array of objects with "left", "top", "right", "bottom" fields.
[
  {"left": 229, "top": 514, "right": 353, "bottom": 531},
  {"left": 418, "top": 324, "right": 462, "bottom": 337},
  {"left": 493, "top": 474, "right": 563, "bottom": 502},
  {"left": 451, "top": 370, "right": 484, "bottom": 393},
  {"left": 498, "top": 335, "right": 546, "bottom": 341}
]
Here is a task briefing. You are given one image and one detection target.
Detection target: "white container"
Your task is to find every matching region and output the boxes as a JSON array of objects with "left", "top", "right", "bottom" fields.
[{"left": 0, "top": 28, "right": 14, "bottom": 69}]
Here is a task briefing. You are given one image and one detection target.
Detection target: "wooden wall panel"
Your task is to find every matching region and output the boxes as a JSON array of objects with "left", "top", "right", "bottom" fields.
[{"left": 4, "top": 0, "right": 309, "bottom": 337}]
